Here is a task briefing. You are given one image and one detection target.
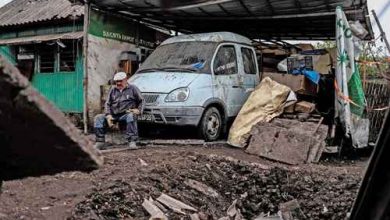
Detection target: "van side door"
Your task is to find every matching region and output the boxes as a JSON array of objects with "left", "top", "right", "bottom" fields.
[
  {"left": 238, "top": 46, "right": 259, "bottom": 97},
  {"left": 212, "top": 44, "right": 244, "bottom": 117}
]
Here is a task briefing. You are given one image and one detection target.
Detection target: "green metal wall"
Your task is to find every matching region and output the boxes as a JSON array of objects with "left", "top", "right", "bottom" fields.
[
  {"left": 0, "top": 46, "right": 16, "bottom": 64},
  {"left": 32, "top": 54, "right": 84, "bottom": 113}
]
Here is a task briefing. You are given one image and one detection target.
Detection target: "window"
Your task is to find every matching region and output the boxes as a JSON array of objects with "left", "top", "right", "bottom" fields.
[
  {"left": 39, "top": 46, "right": 55, "bottom": 73},
  {"left": 213, "top": 45, "right": 237, "bottom": 75},
  {"left": 37, "top": 41, "right": 77, "bottom": 73},
  {"left": 59, "top": 41, "right": 76, "bottom": 72},
  {"left": 241, "top": 47, "right": 256, "bottom": 74}
]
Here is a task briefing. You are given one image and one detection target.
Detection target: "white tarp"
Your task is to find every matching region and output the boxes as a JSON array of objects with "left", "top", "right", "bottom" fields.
[
  {"left": 227, "top": 77, "right": 295, "bottom": 148},
  {"left": 335, "top": 7, "right": 369, "bottom": 148}
]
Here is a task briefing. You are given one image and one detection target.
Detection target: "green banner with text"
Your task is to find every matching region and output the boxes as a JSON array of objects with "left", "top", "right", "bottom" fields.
[{"left": 88, "top": 8, "right": 157, "bottom": 48}]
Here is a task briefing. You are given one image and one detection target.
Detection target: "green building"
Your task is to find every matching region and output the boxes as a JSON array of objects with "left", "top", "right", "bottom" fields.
[
  {"left": 0, "top": 0, "right": 166, "bottom": 128},
  {"left": 0, "top": 0, "right": 84, "bottom": 113}
]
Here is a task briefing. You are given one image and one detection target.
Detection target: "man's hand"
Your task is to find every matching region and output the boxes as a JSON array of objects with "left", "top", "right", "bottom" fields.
[
  {"left": 106, "top": 114, "right": 115, "bottom": 128},
  {"left": 127, "top": 109, "right": 141, "bottom": 115}
]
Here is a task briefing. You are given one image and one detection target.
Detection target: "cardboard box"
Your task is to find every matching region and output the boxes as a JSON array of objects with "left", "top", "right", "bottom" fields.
[{"left": 262, "top": 72, "right": 318, "bottom": 96}]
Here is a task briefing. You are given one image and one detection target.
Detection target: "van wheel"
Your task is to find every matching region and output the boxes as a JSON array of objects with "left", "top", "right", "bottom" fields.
[{"left": 198, "top": 107, "right": 222, "bottom": 141}]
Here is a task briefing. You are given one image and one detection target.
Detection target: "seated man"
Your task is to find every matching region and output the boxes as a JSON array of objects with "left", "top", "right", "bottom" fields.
[{"left": 94, "top": 72, "right": 144, "bottom": 150}]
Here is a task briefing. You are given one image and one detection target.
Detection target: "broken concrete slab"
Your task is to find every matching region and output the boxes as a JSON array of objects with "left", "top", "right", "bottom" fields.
[
  {"left": 245, "top": 118, "right": 328, "bottom": 165},
  {"left": 0, "top": 56, "right": 103, "bottom": 181}
]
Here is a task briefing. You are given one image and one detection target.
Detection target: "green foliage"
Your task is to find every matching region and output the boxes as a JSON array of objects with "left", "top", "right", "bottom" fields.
[
  {"left": 359, "top": 42, "right": 389, "bottom": 79},
  {"left": 314, "top": 41, "right": 336, "bottom": 49}
]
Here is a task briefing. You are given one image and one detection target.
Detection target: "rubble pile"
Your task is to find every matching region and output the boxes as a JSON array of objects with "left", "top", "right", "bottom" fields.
[{"left": 71, "top": 154, "right": 360, "bottom": 220}]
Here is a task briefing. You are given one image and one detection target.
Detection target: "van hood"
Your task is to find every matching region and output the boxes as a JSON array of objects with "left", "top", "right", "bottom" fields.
[{"left": 129, "top": 72, "right": 200, "bottom": 93}]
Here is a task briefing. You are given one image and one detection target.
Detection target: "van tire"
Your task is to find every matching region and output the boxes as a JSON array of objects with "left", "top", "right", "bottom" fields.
[{"left": 198, "top": 107, "right": 222, "bottom": 141}]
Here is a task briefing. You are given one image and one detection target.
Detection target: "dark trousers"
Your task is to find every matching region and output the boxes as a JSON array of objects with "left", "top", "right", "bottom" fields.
[{"left": 94, "top": 113, "right": 138, "bottom": 142}]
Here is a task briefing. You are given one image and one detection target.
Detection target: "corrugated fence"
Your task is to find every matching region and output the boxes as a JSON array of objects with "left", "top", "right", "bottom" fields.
[{"left": 364, "top": 80, "right": 390, "bottom": 143}]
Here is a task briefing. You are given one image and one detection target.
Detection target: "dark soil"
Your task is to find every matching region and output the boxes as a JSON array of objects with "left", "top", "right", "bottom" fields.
[{"left": 0, "top": 145, "right": 367, "bottom": 220}]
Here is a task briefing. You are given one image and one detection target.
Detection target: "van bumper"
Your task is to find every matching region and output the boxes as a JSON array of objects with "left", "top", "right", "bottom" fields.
[{"left": 139, "top": 106, "right": 204, "bottom": 126}]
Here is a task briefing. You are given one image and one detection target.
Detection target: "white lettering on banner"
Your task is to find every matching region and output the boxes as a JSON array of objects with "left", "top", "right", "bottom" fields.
[{"left": 102, "top": 30, "right": 154, "bottom": 47}]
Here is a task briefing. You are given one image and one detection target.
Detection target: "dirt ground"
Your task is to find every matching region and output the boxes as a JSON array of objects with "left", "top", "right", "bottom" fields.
[{"left": 0, "top": 145, "right": 368, "bottom": 220}]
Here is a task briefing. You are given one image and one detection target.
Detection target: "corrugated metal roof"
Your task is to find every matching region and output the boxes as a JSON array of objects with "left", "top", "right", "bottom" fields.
[
  {"left": 0, "top": 31, "right": 83, "bottom": 45},
  {"left": 88, "top": 0, "right": 373, "bottom": 40},
  {"left": 161, "top": 32, "right": 251, "bottom": 45},
  {"left": 0, "top": 0, "right": 84, "bottom": 27}
]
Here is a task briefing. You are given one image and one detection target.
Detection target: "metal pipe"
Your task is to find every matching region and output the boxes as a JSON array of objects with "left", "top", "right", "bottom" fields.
[{"left": 372, "top": 10, "right": 390, "bottom": 54}]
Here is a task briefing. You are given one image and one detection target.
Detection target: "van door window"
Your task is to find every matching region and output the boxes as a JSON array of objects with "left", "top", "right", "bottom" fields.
[
  {"left": 241, "top": 47, "right": 256, "bottom": 74},
  {"left": 213, "top": 45, "right": 237, "bottom": 75}
]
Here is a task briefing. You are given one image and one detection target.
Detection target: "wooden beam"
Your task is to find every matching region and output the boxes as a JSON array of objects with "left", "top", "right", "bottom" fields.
[{"left": 82, "top": 1, "right": 90, "bottom": 134}]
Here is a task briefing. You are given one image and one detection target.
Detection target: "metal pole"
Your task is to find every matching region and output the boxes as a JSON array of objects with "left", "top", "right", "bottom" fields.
[
  {"left": 372, "top": 10, "right": 390, "bottom": 54},
  {"left": 82, "top": 1, "right": 90, "bottom": 134}
]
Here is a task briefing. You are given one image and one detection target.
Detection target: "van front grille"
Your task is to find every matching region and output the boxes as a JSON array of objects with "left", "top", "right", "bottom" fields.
[{"left": 142, "top": 93, "right": 159, "bottom": 104}]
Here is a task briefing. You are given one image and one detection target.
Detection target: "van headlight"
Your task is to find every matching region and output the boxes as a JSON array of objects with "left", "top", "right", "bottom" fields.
[{"left": 165, "top": 88, "right": 190, "bottom": 102}]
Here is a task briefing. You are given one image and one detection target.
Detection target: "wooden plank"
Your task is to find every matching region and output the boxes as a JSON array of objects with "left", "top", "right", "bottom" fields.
[
  {"left": 184, "top": 179, "right": 219, "bottom": 198},
  {"left": 142, "top": 198, "right": 167, "bottom": 220},
  {"left": 157, "top": 193, "right": 197, "bottom": 214}
]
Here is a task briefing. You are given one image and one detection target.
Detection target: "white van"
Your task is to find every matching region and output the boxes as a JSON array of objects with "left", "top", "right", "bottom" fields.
[{"left": 129, "top": 32, "right": 260, "bottom": 141}]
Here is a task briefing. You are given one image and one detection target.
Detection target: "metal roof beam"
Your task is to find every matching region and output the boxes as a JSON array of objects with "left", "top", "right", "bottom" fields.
[
  {"left": 134, "top": 0, "right": 235, "bottom": 12},
  {"left": 294, "top": 0, "right": 303, "bottom": 13},
  {"left": 198, "top": 7, "right": 213, "bottom": 16},
  {"left": 217, "top": 3, "right": 232, "bottom": 15},
  {"left": 265, "top": 0, "right": 275, "bottom": 14},
  {"left": 147, "top": 9, "right": 363, "bottom": 20},
  {"left": 238, "top": 0, "right": 252, "bottom": 15}
]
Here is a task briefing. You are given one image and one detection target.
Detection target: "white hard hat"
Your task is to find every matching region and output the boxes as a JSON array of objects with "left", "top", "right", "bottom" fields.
[{"left": 113, "top": 72, "right": 127, "bottom": 81}]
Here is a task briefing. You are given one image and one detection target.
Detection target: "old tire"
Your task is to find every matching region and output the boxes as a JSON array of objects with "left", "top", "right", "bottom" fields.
[{"left": 198, "top": 107, "right": 222, "bottom": 141}]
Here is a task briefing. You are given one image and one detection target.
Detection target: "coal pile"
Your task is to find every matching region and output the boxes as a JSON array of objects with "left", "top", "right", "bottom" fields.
[{"left": 70, "top": 154, "right": 360, "bottom": 220}]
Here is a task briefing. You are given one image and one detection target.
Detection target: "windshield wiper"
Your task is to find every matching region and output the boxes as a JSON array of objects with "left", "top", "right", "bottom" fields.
[
  {"left": 137, "top": 66, "right": 198, "bottom": 74},
  {"left": 160, "top": 66, "right": 198, "bottom": 73},
  {"left": 137, "top": 68, "right": 163, "bottom": 73}
]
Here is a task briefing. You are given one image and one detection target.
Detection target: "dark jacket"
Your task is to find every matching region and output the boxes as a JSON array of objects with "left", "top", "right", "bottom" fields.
[{"left": 105, "top": 83, "right": 144, "bottom": 115}]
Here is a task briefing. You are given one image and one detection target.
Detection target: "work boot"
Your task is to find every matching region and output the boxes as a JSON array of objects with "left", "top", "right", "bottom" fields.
[
  {"left": 94, "top": 142, "right": 106, "bottom": 150},
  {"left": 128, "top": 141, "right": 140, "bottom": 150}
]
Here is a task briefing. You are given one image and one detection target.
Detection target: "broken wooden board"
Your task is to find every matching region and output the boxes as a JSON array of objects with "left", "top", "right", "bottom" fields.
[
  {"left": 138, "top": 139, "right": 227, "bottom": 146},
  {"left": 190, "top": 213, "right": 201, "bottom": 220},
  {"left": 245, "top": 118, "right": 327, "bottom": 165},
  {"left": 279, "top": 199, "right": 307, "bottom": 220},
  {"left": 142, "top": 198, "right": 167, "bottom": 220},
  {"left": 0, "top": 56, "right": 103, "bottom": 180},
  {"left": 157, "top": 193, "right": 197, "bottom": 214},
  {"left": 295, "top": 101, "right": 316, "bottom": 113},
  {"left": 184, "top": 179, "right": 219, "bottom": 198}
]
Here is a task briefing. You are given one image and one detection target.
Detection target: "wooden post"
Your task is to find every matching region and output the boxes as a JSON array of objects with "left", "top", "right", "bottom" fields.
[
  {"left": 363, "top": 62, "right": 367, "bottom": 90},
  {"left": 82, "top": 1, "right": 90, "bottom": 134}
]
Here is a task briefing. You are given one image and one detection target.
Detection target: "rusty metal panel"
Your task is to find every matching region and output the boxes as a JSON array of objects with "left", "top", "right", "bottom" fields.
[{"left": 0, "top": 56, "right": 103, "bottom": 181}]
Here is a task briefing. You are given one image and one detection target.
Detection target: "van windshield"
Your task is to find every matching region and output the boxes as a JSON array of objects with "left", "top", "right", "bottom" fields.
[{"left": 137, "top": 41, "right": 217, "bottom": 74}]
